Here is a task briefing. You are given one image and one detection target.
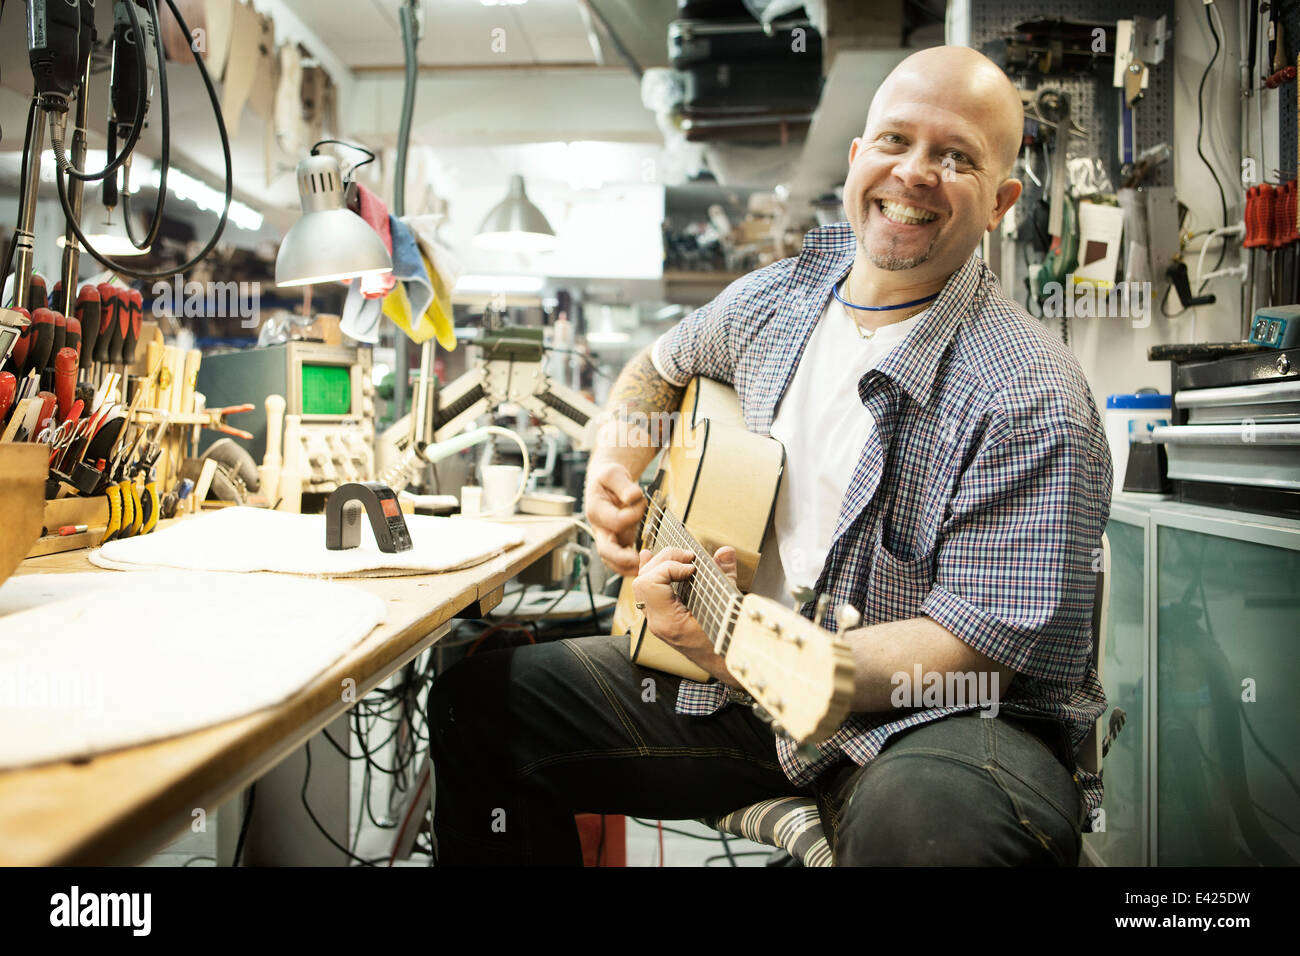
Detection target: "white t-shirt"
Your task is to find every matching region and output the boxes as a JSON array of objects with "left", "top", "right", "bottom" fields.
[{"left": 747, "top": 295, "right": 925, "bottom": 605}]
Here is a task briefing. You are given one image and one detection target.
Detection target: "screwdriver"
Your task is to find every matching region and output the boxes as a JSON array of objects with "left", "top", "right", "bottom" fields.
[
  {"left": 76, "top": 285, "right": 100, "bottom": 373},
  {"left": 49, "top": 312, "right": 67, "bottom": 367},
  {"left": 0, "top": 371, "right": 15, "bottom": 426},
  {"left": 25, "top": 310, "right": 56, "bottom": 382},
  {"left": 55, "top": 347, "right": 77, "bottom": 422},
  {"left": 26, "top": 273, "right": 47, "bottom": 316},
  {"left": 93, "top": 285, "right": 122, "bottom": 367},
  {"left": 124, "top": 289, "right": 142, "bottom": 369},
  {"left": 31, "top": 390, "right": 57, "bottom": 438},
  {"left": 5, "top": 308, "right": 31, "bottom": 377}
]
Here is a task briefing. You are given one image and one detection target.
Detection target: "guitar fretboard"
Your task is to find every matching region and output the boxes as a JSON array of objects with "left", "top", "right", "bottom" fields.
[{"left": 643, "top": 497, "right": 743, "bottom": 655}]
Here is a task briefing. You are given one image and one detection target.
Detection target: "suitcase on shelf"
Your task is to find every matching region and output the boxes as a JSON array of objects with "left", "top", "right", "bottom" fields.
[
  {"left": 669, "top": 17, "right": 820, "bottom": 67},
  {"left": 678, "top": 58, "right": 822, "bottom": 114},
  {"left": 677, "top": 0, "right": 755, "bottom": 19}
]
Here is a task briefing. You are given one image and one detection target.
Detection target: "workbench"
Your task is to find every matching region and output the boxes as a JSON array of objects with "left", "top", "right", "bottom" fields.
[{"left": 0, "top": 515, "right": 576, "bottom": 865}]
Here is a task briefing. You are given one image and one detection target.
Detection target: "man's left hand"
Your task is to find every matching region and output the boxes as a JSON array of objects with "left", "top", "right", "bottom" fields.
[{"left": 632, "top": 546, "right": 740, "bottom": 685}]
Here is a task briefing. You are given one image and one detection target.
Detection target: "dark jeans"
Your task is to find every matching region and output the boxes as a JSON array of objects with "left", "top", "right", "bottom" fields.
[{"left": 429, "top": 633, "right": 1084, "bottom": 866}]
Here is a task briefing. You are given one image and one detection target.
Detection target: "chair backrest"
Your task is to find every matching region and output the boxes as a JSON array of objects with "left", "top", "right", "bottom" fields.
[{"left": 1076, "top": 533, "right": 1110, "bottom": 775}]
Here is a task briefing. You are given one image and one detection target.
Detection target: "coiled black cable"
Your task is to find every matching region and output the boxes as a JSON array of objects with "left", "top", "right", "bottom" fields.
[
  {"left": 54, "top": 0, "right": 232, "bottom": 282},
  {"left": 120, "top": 0, "right": 171, "bottom": 250},
  {"left": 48, "top": 0, "right": 149, "bottom": 184}
]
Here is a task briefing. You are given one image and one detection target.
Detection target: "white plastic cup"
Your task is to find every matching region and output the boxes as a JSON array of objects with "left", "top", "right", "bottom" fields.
[{"left": 482, "top": 465, "right": 523, "bottom": 515}]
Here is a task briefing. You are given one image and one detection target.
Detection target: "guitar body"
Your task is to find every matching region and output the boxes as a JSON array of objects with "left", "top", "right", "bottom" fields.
[{"left": 614, "top": 377, "right": 785, "bottom": 680}]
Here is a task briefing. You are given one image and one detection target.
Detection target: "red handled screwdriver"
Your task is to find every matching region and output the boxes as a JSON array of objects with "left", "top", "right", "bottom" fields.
[
  {"left": 76, "top": 285, "right": 101, "bottom": 373},
  {"left": 55, "top": 347, "right": 78, "bottom": 422}
]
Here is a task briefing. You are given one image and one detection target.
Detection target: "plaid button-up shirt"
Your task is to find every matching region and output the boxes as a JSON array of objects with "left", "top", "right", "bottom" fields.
[{"left": 656, "top": 222, "right": 1112, "bottom": 817}]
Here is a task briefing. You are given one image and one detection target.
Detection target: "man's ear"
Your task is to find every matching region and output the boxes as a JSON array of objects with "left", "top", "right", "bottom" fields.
[
  {"left": 986, "top": 178, "right": 1023, "bottom": 232},
  {"left": 848, "top": 136, "right": 862, "bottom": 167}
]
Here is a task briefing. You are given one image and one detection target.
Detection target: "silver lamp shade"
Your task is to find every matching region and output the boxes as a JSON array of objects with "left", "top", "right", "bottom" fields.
[
  {"left": 474, "top": 174, "right": 557, "bottom": 253},
  {"left": 275, "top": 154, "right": 394, "bottom": 287}
]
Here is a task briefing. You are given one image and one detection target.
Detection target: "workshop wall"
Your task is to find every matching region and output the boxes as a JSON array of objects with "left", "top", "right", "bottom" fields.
[
  {"left": 1071, "top": 0, "right": 1243, "bottom": 404},
  {"left": 974, "top": 0, "right": 1244, "bottom": 408}
]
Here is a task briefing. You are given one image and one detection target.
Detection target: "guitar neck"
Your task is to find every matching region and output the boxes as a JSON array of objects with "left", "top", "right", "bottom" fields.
[{"left": 644, "top": 500, "right": 743, "bottom": 654}]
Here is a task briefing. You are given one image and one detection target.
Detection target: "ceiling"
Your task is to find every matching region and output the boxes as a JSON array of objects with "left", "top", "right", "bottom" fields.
[
  {"left": 277, "top": 0, "right": 674, "bottom": 71},
  {"left": 0, "top": 1, "right": 670, "bottom": 239}
]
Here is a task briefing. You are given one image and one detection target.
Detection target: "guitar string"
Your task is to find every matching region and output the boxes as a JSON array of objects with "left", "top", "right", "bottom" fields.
[
  {"left": 649, "top": 502, "right": 747, "bottom": 652},
  {"left": 639, "top": 495, "right": 741, "bottom": 615},
  {"left": 641, "top": 495, "right": 741, "bottom": 604},
  {"left": 640, "top": 497, "right": 742, "bottom": 628},
  {"left": 636, "top": 496, "right": 846, "bottom": 728},
  {"left": 637, "top": 496, "right": 743, "bottom": 646}
]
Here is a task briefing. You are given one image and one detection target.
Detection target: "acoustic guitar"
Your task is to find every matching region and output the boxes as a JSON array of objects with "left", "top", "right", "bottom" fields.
[{"left": 611, "top": 377, "right": 854, "bottom": 745}]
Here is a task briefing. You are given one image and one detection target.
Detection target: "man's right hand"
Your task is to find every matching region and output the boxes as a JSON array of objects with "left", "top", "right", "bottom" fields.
[{"left": 584, "top": 460, "right": 647, "bottom": 577}]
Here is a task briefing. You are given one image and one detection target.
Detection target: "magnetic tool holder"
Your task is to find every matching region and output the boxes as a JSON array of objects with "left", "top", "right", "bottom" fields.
[{"left": 325, "top": 481, "right": 413, "bottom": 554}]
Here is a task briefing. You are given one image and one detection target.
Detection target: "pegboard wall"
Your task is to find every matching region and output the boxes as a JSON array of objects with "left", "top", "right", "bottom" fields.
[
  {"left": 970, "top": 1, "right": 1177, "bottom": 192},
  {"left": 1277, "top": 0, "right": 1300, "bottom": 182}
]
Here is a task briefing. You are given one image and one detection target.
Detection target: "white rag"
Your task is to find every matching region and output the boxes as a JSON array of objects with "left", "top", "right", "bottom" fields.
[
  {"left": 89, "top": 507, "right": 526, "bottom": 577},
  {"left": 0, "top": 571, "right": 386, "bottom": 769}
]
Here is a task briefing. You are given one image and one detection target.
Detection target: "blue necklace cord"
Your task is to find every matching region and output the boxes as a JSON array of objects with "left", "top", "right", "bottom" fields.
[{"left": 833, "top": 282, "right": 940, "bottom": 312}]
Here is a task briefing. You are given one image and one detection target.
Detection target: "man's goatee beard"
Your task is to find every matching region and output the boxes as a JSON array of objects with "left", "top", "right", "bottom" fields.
[{"left": 869, "top": 250, "right": 933, "bottom": 270}]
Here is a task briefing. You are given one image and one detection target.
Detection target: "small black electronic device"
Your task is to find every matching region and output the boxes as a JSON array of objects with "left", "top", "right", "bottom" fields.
[{"left": 325, "top": 481, "right": 412, "bottom": 554}]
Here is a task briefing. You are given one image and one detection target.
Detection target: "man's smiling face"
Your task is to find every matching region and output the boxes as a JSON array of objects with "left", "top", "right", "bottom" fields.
[{"left": 843, "top": 49, "right": 1024, "bottom": 286}]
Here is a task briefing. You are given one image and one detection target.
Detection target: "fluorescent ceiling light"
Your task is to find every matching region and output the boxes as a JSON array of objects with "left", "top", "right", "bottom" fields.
[
  {"left": 31, "top": 150, "right": 265, "bottom": 232},
  {"left": 585, "top": 330, "right": 630, "bottom": 344},
  {"left": 136, "top": 165, "right": 265, "bottom": 232},
  {"left": 454, "top": 274, "right": 546, "bottom": 294}
]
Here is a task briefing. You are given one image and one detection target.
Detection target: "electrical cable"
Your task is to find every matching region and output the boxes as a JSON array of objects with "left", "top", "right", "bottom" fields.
[
  {"left": 121, "top": 0, "right": 172, "bottom": 250},
  {"left": 1195, "top": 1, "right": 1230, "bottom": 291},
  {"left": 0, "top": 99, "right": 38, "bottom": 306},
  {"left": 705, "top": 850, "right": 771, "bottom": 865},
  {"left": 232, "top": 782, "right": 255, "bottom": 866},
  {"left": 394, "top": 0, "right": 419, "bottom": 217},
  {"left": 53, "top": 0, "right": 232, "bottom": 282},
  {"left": 312, "top": 139, "right": 377, "bottom": 181},
  {"left": 300, "top": 740, "right": 387, "bottom": 867},
  {"left": 48, "top": 0, "right": 149, "bottom": 183}
]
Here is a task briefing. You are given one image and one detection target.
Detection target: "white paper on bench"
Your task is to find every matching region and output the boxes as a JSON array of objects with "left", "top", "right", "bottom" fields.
[
  {"left": 0, "top": 571, "right": 386, "bottom": 770},
  {"left": 88, "top": 506, "right": 526, "bottom": 576}
]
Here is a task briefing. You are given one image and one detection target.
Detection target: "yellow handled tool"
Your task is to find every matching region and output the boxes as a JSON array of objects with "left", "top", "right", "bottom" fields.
[
  {"left": 140, "top": 477, "right": 160, "bottom": 535},
  {"left": 122, "top": 477, "right": 143, "bottom": 537},
  {"left": 102, "top": 483, "right": 124, "bottom": 544}
]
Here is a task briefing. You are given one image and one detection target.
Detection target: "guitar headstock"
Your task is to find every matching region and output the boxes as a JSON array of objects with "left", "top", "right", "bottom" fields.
[{"left": 725, "top": 594, "right": 855, "bottom": 745}]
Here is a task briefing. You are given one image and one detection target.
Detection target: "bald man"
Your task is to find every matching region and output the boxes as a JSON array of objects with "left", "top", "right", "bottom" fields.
[{"left": 430, "top": 47, "right": 1112, "bottom": 866}]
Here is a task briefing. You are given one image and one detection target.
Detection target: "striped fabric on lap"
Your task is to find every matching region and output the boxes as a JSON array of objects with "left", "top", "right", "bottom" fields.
[{"left": 704, "top": 797, "right": 832, "bottom": 867}]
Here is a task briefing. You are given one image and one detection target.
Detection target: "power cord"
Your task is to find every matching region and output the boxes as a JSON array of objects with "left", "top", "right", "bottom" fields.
[
  {"left": 232, "top": 782, "right": 255, "bottom": 866},
  {"left": 53, "top": 0, "right": 234, "bottom": 282},
  {"left": 300, "top": 740, "right": 388, "bottom": 867},
  {"left": 1195, "top": 1, "right": 1230, "bottom": 290}
]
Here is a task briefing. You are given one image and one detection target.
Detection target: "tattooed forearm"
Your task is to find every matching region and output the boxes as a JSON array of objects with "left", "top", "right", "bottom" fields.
[
  {"left": 590, "top": 346, "right": 686, "bottom": 457},
  {"left": 608, "top": 346, "right": 685, "bottom": 420}
]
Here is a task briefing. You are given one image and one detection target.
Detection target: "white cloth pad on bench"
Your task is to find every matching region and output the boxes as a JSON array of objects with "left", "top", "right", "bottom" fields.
[
  {"left": 88, "top": 506, "right": 526, "bottom": 577},
  {"left": 0, "top": 571, "right": 386, "bottom": 770}
]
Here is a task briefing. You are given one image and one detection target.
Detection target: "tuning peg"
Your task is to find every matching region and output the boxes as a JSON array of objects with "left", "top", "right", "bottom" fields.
[
  {"left": 790, "top": 585, "right": 816, "bottom": 607},
  {"left": 836, "top": 603, "right": 862, "bottom": 630},
  {"left": 815, "top": 592, "right": 832, "bottom": 622},
  {"left": 751, "top": 701, "right": 773, "bottom": 724}
]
